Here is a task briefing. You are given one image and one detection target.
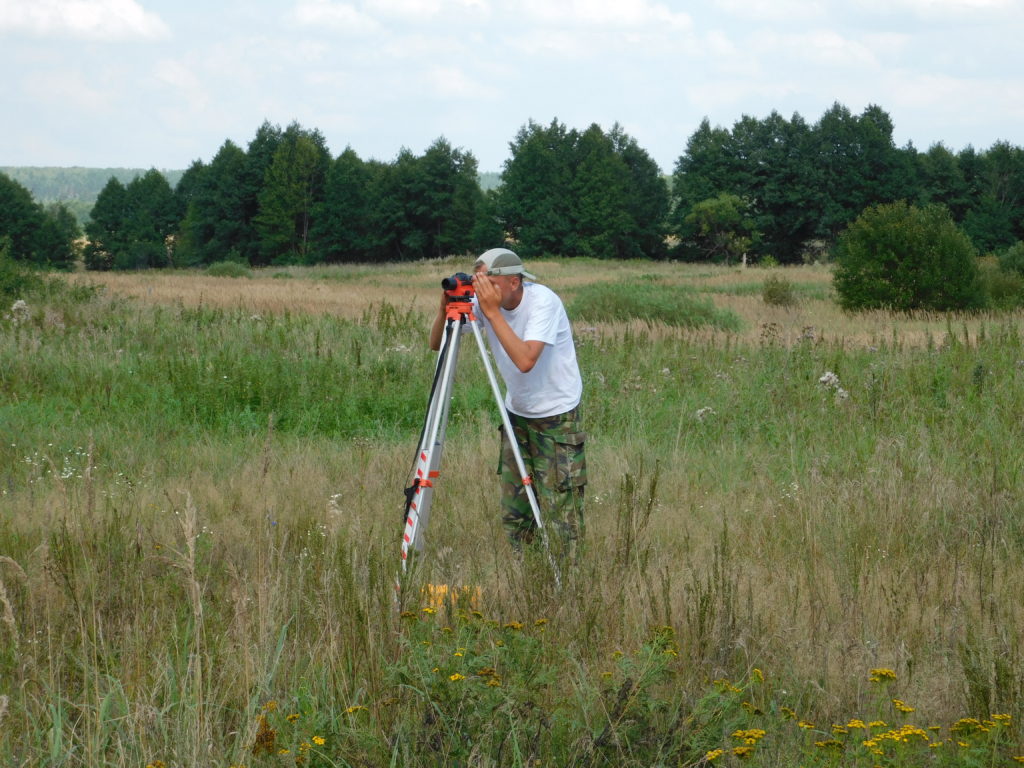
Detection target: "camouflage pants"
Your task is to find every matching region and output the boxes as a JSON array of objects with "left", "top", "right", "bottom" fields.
[{"left": 498, "top": 406, "right": 586, "bottom": 555}]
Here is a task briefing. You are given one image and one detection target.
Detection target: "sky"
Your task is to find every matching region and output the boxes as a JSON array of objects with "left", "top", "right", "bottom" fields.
[{"left": 1, "top": 0, "right": 1023, "bottom": 175}]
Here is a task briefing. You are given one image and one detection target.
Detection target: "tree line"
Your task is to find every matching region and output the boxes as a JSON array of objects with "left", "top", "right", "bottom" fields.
[{"left": 1, "top": 102, "right": 1022, "bottom": 270}]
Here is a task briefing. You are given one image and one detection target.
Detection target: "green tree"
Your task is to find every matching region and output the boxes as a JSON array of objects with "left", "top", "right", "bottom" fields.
[
  {"left": 961, "top": 141, "right": 1024, "bottom": 252},
  {"left": 916, "top": 143, "right": 970, "bottom": 219},
  {"left": 415, "top": 137, "right": 483, "bottom": 259},
  {"left": 833, "top": 201, "right": 985, "bottom": 311},
  {"left": 0, "top": 172, "right": 76, "bottom": 268},
  {"left": 498, "top": 119, "right": 577, "bottom": 258},
  {"left": 255, "top": 123, "right": 331, "bottom": 264},
  {"left": 36, "top": 203, "right": 79, "bottom": 269},
  {"left": 83, "top": 177, "right": 127, "bottom": 270},
  {"left": 499, "top": 119, "right": 668, "bottom": 259},
  {"left": 175, "top": 141, "right": 250, "bottom": 266},
  {"left": 610, "top": 124, "right": 670, "bottom": 259},
  {"left": 120, "top": 169, "right": 178, "bottom": 269},
  {"left": 571, "top": 124, "right": 633, "bottom": 259},
  {"left": 671, "top": 118, "right": 734, "bottom": 217},
  {"left": 84, "top": 170, "right": 179, "bottom": 269},
  {"left": 814, "top": 103, "right": 910, "bottom": 239},
  {"left": 680, "top": 193, "right": 755, "bottom": 263},
  {"left": 363, "top": 151, "right": 428, "bottom": 262},
  {"left": 311, "top": 147, "right": 373, "bottom": 262}
]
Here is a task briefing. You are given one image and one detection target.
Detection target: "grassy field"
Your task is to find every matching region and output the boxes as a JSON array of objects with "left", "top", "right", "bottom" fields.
[{"left": 2, "top": 259, "right": 1024, "bottom": 766}]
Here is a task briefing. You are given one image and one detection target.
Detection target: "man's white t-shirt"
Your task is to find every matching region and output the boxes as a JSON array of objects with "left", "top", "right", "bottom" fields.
[{"left": 473, "top": 282, "right": 582, "bottom": 419}]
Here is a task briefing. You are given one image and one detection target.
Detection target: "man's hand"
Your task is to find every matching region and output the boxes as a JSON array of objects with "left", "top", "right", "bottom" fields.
[{"left": 472, "top": 272, "right": 502, "bottom": 319}]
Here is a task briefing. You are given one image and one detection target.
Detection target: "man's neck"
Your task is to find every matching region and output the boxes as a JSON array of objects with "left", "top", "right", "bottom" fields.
[{"left": 502, "top": 286, "right": 525, "bottom": 311}]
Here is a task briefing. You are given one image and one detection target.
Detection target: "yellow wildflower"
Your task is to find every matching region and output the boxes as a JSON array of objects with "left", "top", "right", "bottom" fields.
[
  {"left": 993, "top": 713, "right": 1012, "bottom": 725},
  {"left": 504, "top": 621, "right": 523, "bottom": 631},
  {"left": 868, "top": 720, "right": 887, "bottom": 728},
  {"left": 535, "top": 618, "right": 548, "bottom": 626},
  {"left": 780, "top": 706, "right": 797, "bottom": 720},
  {"left": 487, "top": 677, "right": 502, "bottom": 687},
  {"left": 831, "top": 725, "right": 849, "bottom": 735},
  {"left": 263, "top": 700, "right": 278, "bottom": 711},
  {"left": 847, "top": 719, "right": 866, "bottom": 729},
  {"left": 449, "top": 673, "right": 465, "bottom": 682},
  {"left": 345, "top": 705, "right": 366, "bottom": 714},
  {"left": 731, "top": 729, "right": 766, "bottom": 743},
  {"left": 1011, "top": 756, "right": 1024, "bottom": 763},
  {"left": 421, "top": 607, "right": 436, "bottom": 615},
  {"left": 798, "top": 720, "right": 815, "bottom": 729},
  {"left": 752, "top": 668, "right": 764, "bottom": 683},
  {"left": 732, "top": 745, "right": 755, "bottom": 759},
  {"left": 312, "top": 736, "right": 326, "bottom": 746},
  {"left": 891, "top": 698, "right": 915, "bottom": 713},
  {"left": 705, "top": 749, "right": 724, "bottom": 761},
  {"left": 286, "top": 713, "right": 300, "bottom": 722},
  {"left": 814, "top": 739, "right": 844, "bottom": 750},
  {"left": 869, "top": 668, "right": 897, "bottom": 683}
]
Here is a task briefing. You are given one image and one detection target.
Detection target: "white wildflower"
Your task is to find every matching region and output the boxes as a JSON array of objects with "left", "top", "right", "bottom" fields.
[
  {"left": 327, "top": 493, "right": 343, "bottom": 517},
  {"left": 695, "top": 406, "right": 716, "bottom": 422},
  {"left": 818, "top": 371, "right": 840, "bottom": 389},
  {"left": 8, "top": 299, "right": 29, "bottom": 325}
]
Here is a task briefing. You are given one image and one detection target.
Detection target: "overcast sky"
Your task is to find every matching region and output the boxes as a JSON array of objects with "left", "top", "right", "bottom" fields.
[{"left": 1, "top": 0, "right": 1022, "bottom": 174}]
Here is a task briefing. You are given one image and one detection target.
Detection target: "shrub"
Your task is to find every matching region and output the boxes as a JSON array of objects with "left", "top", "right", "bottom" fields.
[
  {"left": 761, "top": 274, "right": 797, "bottom": 307},
  {"left": 997, "top": 241, "right": 1024, "bottom": 276},
  {"left": 568, "top": 281, "right": 741, "bottom": 331},
  {"left": 979, "top": 256, "right": 1024, "bottom": 309},
  {"left": 205, "top": 260, "right": 253, "bottom": 278},
  {"left": 0, "top": 238, "right": 44, "bottom": 302},
  {"left": 833, "top": 202, "right": 985, "bottom": 312}
]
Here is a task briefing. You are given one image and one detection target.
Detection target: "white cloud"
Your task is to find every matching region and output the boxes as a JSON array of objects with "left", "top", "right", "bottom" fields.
[
  {"left": 424, "top": 65, "right": 495, "bottom": 99},
  {"left": 364, "top": 0, "right": 487, "bottom": 19},
  {"left": 291, "top": 0, "right": 380, "bottom": 33},
  {"left": 783, "top": 28, "right": 880, "bottom": 68},
  {"left": 517, "top": 0, "right": 691, "bottom": 29},
  {"left": 153, "top": 59, "right": 209, "bottom": 111},
  {"left": 22, "top": 67, "right": 114, "bottom": 111},
  {"left": 0, "top": 0, "right": 169, "bottom": 40},
  {"left": 712, "top": 0, "right": 828, "bottom": 22}
]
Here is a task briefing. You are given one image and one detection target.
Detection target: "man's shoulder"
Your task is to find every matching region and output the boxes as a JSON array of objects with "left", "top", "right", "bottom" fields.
[{"left": 524, "top": 282, "right": 562, "bottom": 307}]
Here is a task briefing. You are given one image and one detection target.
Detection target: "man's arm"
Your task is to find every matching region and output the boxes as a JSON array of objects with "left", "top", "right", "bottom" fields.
[{"left": 474, "top": 275, "right": 545, "bottom": 372}]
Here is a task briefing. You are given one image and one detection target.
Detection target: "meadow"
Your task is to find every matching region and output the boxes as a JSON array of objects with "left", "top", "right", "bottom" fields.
[{"left": 2, "top": 259, "right": 1024, "bottom": 767}]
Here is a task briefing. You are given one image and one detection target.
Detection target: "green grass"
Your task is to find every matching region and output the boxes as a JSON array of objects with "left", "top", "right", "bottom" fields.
[
  {"left": 3, "top": 269, "right": 1024, "bottom": 766},
  {"left": 569, "top": 281, "right": 743, "bottom": 331},
  {"left": 701, "top": 280, "right": 833, "bottom": 302}
]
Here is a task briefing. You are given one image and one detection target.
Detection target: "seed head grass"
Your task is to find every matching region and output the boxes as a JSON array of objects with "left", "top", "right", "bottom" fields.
[{"left": 2, "top": 259, "right": 1024, "bottom": 765}]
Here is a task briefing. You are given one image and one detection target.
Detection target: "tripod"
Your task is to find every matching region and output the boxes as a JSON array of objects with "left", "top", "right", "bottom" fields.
[{"left": 400, "top": 278, "right": 561, "bottom": 589}]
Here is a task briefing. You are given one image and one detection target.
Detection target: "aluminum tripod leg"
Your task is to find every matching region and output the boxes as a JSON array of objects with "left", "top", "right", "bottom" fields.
[
  {"left": 400, "top": 311, "right": 562, "bottom": 590},
  {"left": 400, "top": 316, "right": 462, "bottom": 569},
  {"left": 467, "top": 318, "right": 562, "bottom": 589}
]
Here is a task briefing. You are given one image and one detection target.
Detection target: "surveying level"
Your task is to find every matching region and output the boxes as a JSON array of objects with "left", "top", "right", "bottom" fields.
[{"left": 399, "top": 273, "right": 561, "bottom": 589}]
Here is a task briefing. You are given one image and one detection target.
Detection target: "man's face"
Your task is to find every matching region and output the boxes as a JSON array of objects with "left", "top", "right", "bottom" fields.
[{"left": 474, "top": 264, "right": 520, "bottom": 304}]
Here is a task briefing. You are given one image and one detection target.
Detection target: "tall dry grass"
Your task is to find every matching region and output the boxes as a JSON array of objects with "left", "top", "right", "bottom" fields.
[{"left": 2, "top": 259, "right": 1023, "bottom": 765}]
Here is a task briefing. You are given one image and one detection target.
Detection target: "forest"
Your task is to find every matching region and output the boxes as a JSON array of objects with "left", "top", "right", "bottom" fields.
[{"left": 1, "top": 102, "right": 1022, "bottom": 271}]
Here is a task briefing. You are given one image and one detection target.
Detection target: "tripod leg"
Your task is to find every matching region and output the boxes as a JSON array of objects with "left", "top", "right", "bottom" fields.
[
  {"left": 468, "top": 318, "right": 562, "bottom": 589},
  {"left": 401, "top": 318, "right": 462, "bottom": 572}
]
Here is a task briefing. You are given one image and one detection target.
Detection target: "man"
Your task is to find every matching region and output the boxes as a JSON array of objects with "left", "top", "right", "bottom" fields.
[{"left": 430, "top": 248, "right": 586, "bottom": 556}]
